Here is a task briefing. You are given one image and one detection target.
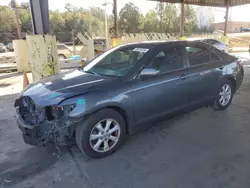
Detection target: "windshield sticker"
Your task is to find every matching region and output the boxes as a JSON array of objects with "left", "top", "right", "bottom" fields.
[
  {"left": 132, "top": 48, "right": 149, "bottom": 53},
  {"left": 77, "top": 99, "right": 86, "bottom": 105}
]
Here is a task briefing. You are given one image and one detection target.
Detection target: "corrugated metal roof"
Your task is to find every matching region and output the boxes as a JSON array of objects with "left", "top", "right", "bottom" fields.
[{"left": 150, "top": 0, "right": 250, "bottom": 7}]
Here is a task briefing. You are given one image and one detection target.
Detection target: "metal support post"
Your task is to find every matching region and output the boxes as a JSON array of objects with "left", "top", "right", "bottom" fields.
[
  {"left": 113, "top": 0, "right": 118, "bottom": 37},
  {"left": 29, "top": 0, "right": 50, "bottom": 34},
  {"left": 224, "top": 0, "right": 230, "bottom": 36}
]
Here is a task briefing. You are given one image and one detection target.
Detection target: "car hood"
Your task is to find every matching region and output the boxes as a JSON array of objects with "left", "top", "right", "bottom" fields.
[{"left": 20, "top": 69, "right": 114, "bottom": 106}]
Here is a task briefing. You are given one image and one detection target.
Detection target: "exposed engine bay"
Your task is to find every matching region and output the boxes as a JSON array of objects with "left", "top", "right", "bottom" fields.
[{"left": 14, "top": 96, "right": 80, "bottom": 148}]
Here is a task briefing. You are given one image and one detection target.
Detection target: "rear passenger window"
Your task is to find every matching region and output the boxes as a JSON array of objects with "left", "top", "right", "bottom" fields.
[{"left": 185, "top": 46, "right": 220, "bottom": 66}]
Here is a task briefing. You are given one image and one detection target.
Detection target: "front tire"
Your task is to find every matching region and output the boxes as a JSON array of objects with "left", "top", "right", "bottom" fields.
[
  {"left": 75, "top": 109, "right": 126, "bottom": 158},
  {"left": 212, "top": 79, "right": 234, "bottom": 110}
]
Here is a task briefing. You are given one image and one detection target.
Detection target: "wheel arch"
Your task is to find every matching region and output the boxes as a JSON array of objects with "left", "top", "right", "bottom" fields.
[
  {"left": 58, "top": 53, "right": 66, "bottom": 59},
  {"left": 84, "top": 105, "right": 131, "bottom": 134},
  {"left": 223, "top": 75, "right": 236, "bottom": 93}
]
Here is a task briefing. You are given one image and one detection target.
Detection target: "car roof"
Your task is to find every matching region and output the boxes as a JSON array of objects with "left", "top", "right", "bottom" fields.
[
  {"left": 119, "top": 40, "right": 208, "bottom": 49},
  {"left": 201, "top": 38, "right": 226, "bottom": 44}
]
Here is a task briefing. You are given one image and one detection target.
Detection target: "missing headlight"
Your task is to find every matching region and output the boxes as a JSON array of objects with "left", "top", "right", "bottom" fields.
[{"left": 46, "top": 104, "right": 76, "bottom": 120}]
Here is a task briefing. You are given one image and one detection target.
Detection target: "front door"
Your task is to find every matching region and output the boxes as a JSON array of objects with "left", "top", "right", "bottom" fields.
[{"left": 131, "top": 45, "right": 190, "bottom": 125}]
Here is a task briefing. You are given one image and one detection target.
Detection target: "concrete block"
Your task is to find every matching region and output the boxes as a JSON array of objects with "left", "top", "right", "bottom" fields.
[
  {"left": 26, "top": 35, "right": 59, "bottom": 81},
  {"left": 13, "top": 40, "right": 30, "bottom": 72}
]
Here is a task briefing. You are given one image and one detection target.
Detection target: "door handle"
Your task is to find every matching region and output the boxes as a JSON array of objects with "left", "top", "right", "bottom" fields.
[{"left": 179, "top": 73, "right": 187, "bottom": 80}]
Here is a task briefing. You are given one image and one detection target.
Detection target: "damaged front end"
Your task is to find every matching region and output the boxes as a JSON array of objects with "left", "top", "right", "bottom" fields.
[{"left": 14, "top": 96, "right": 82, "bottom": 147}]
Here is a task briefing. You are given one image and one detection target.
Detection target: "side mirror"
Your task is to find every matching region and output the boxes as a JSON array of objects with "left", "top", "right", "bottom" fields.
[{"left": 140, "top": 68, "right": 159, "bottom": 79}]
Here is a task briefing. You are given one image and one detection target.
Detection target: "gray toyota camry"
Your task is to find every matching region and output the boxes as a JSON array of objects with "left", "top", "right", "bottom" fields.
[{"left": 14, "top": 40, "right": 244, "bottom": 158}]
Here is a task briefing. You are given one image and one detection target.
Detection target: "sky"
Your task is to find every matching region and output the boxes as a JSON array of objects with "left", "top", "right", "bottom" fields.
[{"left": 1, "top": 0, "right": 250, "bottom": 23}]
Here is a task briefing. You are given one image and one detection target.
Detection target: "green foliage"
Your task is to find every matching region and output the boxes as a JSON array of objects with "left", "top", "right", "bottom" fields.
[
  {"left": 155, "top": 2, "right": 165, "bottom": 32},
  {"left": 19, "top": 8, "right": 32, "bottom": 33},
  {"left": 0, "top": 6, "right": 16, "bottom": 42},
  {"left": 118, "top": 3, "right": 142, "bottom": 33},
  {"left": 162, "top": 4, "right": 179, "bottom": 33},
  {"left": 143, "top": 10, "right": 159, "bottom": 33},
  {"left": 0, "top": 2, "right": 198, "bottom": 43},
  {"left": 183, "top": 5, "right": 198, "bottom": 33},
  {"left": 50, "top": 5, "right": 105, "bottom": 42},
  {"left": 120, "top": 2, "right": 197, "bottom": 34}
]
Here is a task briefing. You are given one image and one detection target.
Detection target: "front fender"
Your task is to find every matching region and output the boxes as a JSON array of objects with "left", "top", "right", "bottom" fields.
[{"left": 60, "top": 84, "right": 135, "bottom": 130}]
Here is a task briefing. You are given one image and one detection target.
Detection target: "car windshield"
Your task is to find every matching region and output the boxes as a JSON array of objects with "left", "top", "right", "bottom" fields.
[{"left": 81, "top": 46, "right": 149, "bottom": 77}]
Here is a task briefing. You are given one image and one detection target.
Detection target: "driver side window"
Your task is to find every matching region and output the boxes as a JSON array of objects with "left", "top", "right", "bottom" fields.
[{"left": 146, "top": 47, "right": 184, "bottom": 74}]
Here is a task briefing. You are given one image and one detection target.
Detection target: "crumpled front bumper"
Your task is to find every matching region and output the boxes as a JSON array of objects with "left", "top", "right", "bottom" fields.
[
  {"left": 15, "top": 108, "right": 81, "bottom": 147},
  {"left": 14, "top": 95, "right": 85, "bottom": 147},
  {"left": 15, "top": 113, "right": 54, "bottom": 147}
]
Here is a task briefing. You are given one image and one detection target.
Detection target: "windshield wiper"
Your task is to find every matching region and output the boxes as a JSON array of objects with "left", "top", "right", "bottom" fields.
[
  {"left": 78, "top": 67, "right": 99, "bottom": 76},
  {"left": 84, "top": 70, "right": 99, "bottom": 76},
  {"left": 77, "top": 66, "right": 84, "bottom": 71}
]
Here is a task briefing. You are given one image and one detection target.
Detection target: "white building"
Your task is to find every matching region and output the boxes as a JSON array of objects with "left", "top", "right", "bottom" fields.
[{"left": 195, "top": 6, "right": 215, "bottom": 29}]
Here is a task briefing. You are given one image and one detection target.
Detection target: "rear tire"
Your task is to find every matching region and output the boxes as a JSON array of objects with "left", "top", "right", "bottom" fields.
[
  {"left": 58, "top": 54, "right": 66, "bottom": 60},
  {"left": 212, "top": 79, "right": 234, "bottom": 111},
  {"left": 75, "top": 109, "right": 126, "bottom": 158}
]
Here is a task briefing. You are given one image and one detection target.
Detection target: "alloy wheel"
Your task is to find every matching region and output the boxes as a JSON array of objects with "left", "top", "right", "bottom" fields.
[
  {"left": 89, "top": 119, "right": 121, "bottom": 153},
  {"left": 219, "top": 84, "right": 232, "bottom": 106}
]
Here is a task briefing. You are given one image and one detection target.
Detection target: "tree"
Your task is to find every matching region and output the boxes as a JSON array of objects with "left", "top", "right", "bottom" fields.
[
  {"left": 19, "top": 4, "right": 32, "bottom": 33},
  {"left": 0, "top": 6, "right": 16, "bottom": 43},
  {"left": 20, "top": 2, "right": 29, "bottom": 9},
  {"left": 0, "top": 2, "right": 198, "bottom": 43},
  {"left": 50, "top": 11, "right": 64, "bottom": 33},
  {"left": 118, "top": 3, "right": 142, "bottom": 33},
  {"left": 89, "top": 7, "right": 105, "bottom": 22},
  {"left": 162, "top": 4, "right": 179, "bottom": 33},
  {"left": 143, "top": 10, "right": 159, "bottom": 33},
  {"left": 64, "top": 3, "right": 76, "bottom": 12},
  {"left": 155, "top": 2, "right": 165, "bottom": 32},
  {"left": 50, "top": 4, "right": 105, "bottom": 41},
  {"left": 183, "top": 5, "right": 198, "bottom": 33}
]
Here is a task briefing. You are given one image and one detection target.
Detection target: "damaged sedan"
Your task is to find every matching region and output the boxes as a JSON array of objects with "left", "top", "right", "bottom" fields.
[{"left": 14, "top": 41, "right": 244, "bottom": 158}]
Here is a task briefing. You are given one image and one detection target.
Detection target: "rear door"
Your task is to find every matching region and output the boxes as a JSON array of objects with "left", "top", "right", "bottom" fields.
[{"left": 183, "top": 42, "right": 222, "bottom": 105}]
